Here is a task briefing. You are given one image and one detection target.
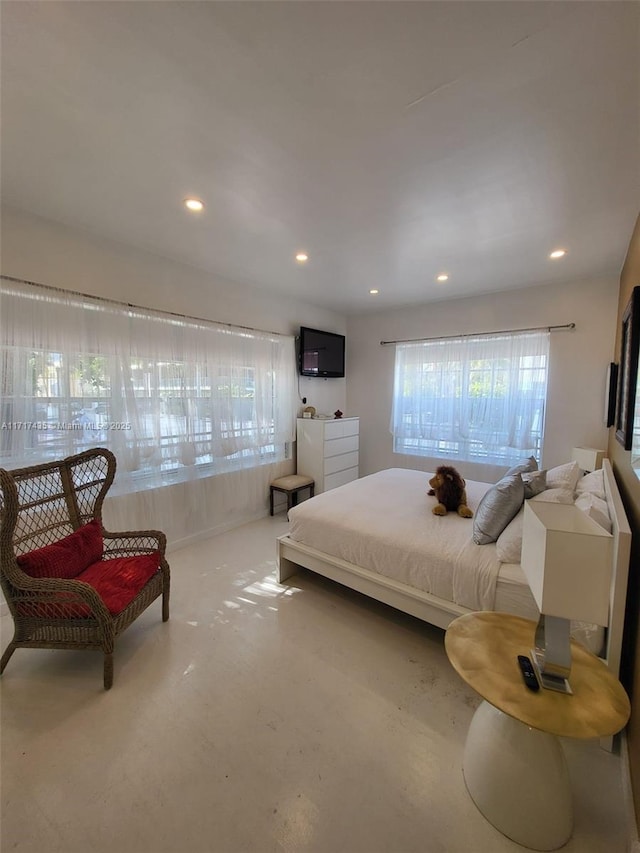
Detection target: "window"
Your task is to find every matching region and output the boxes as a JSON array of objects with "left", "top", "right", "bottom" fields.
[
  {"left": 390, "top": 331, "right": 549, "bottom": 465},
  {"left": 0, "top": 280, "right": 297, "bottom": 492}
]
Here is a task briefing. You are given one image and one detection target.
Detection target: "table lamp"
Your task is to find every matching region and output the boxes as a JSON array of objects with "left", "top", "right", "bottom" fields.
[
  {"left": 571, "top": 447, "right": 606, "bottom": 472},
  {"left": 521, "top": 501, "right": 613, "bottom": 693}
]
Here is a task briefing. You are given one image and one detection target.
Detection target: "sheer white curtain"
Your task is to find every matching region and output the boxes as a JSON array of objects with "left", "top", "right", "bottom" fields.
[
  {"left": 391, "top": 331, "right": 550, "bottom": 465},
  {"left": 1, "top": 278, "right": 297, "bottom": 543}
]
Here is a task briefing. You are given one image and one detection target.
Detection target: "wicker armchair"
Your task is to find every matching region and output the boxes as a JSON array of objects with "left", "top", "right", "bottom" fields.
[{"left": 0, "top": 448, "right": 170, "bottom": 689}]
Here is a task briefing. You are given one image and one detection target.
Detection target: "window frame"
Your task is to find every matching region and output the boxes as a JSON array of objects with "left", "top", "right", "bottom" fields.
[{"left": 390, "top": 331, "right": 550, "bottom": 466}]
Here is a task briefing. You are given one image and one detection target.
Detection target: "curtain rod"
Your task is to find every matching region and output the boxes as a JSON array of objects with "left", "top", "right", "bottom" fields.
[
  {"left": 0, "top": 274, "right": 290, "bottom": 340},
  {"left": 380, "top": 323, "right": 575, "bottom": 346}
]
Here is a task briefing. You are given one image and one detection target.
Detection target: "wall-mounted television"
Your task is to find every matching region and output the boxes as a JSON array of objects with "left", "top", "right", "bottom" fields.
[{"left": 299, "top": 326, "right": 345, "bottom": 378}]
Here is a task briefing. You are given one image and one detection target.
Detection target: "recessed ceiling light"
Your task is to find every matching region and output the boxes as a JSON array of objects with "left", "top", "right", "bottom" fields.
[
  {"left": 436, "top": 274, "right": 449, "bottom": 282},
  {"left": 184, "top": 198, "right": 204, "bottom": 212},
  {"left": 549, "top": 249, "right": 567, "bottom": 259},
  {"left": 295, "top": 252, "right": 309, "bottom": 263},
  {"left": 369, "top": 289, "right": 379, "bottom": 294}
]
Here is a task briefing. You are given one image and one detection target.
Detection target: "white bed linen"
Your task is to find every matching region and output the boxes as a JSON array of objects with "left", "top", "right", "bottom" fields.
[{"left": 288, "top": 468, "right": 501, "bottom": 611}]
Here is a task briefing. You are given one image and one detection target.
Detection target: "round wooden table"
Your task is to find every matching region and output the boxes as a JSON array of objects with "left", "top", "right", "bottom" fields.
[{"left": 445, "top": 612, "right": 630, "bottom": 851}]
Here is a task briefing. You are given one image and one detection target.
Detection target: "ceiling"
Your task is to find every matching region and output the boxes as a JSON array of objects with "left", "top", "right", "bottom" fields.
[{"left": 1, "top": 1, "right": 639, "bottom": 315}]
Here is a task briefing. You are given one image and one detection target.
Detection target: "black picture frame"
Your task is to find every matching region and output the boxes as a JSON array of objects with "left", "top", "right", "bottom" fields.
[
  {"left": 605, "top": 362, "right": 618, "bottom": 428},
  {"left": 615, "top": 286, "right": 640, "bottom": 450}
]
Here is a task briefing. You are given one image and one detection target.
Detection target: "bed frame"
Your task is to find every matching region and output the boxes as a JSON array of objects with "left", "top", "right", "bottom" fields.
[{"left": 277, "top": 460, "right": 631, "bottom": 684}]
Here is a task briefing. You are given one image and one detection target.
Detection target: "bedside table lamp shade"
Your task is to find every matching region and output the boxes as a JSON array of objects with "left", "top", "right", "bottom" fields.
[
  {"left": 521, "top": 501, "right": 613, "bottom": 691},
  {"left": 571, "top": 447, "right": 606, "bottom": 472}
]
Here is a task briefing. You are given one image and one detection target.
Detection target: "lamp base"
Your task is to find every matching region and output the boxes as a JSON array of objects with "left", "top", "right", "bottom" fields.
[{"left": 530, "top": 649, "right": 573, "bottom": 695}]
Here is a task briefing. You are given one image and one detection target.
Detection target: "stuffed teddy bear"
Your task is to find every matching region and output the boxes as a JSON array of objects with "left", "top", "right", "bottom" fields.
[{"left": 428, "top": 465, "right": 473, "bottom": 518}]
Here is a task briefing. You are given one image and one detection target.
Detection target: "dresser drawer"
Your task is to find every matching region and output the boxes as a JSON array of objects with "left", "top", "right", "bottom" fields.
[
  {"left": 324, "top": 450, "right": 359, "bottom": 476},
  {"left": 340, "top": 419, "right": 359, "bottom": 438},
  {"left": 323, "top": 434, "right": 358, "bottom": 458},
  {"left": 324, "top": 418, "right": 359, "bottom": 440},
  {"left": 324, "top": 467, "right": 358, "bottom": 491}
]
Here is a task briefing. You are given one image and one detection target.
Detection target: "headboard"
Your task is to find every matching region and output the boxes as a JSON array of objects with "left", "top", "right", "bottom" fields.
[{"left": 602, "top": 459, "right": 632, "bottom": 680}]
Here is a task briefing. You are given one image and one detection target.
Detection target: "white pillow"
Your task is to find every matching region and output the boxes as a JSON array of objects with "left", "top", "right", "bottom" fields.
[
  {"left": 574, "top": 492, "right": 612, "bottom": 533},
  {"left": 530, "top": 488, "right": 575, "bottom": 504},
  {"left": 495, "top": 506, "right": 524, "bottom": 563},
  {"left": 546, "top": 461, "right": 581, "bottom": 492},
  {"left": 576, "top": 469, "right": 606, "bottom": 500}
]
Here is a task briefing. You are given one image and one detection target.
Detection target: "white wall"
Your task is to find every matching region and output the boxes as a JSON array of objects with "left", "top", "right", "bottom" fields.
[
  {"left": 0, "top": 206, "right": 348, "bottom": 540},
  {"left": 346, "top": 278, "right": 619, "bottom": 484}
]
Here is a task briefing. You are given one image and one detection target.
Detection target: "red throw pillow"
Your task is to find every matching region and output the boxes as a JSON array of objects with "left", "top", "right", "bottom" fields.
[{"left": 17, "top": 519, "right": 103, "bottom": 580}]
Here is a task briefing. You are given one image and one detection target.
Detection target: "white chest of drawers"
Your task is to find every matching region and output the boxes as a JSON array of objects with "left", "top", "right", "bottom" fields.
[{"left": 296, "top": 417, "right": 359, "bottom": 494}]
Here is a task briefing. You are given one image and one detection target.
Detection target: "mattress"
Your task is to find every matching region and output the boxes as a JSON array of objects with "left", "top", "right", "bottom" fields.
[{"left": 494, "top": 562, "right": 538, "bottom": 619}]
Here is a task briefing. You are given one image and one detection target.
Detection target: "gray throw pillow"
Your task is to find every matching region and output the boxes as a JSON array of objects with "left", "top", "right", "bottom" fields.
[
  {"left": 522, "top": 469, "right": 547, "bottom": 499},
  {"left": 504, "top": 456, "right": 538, "bottom": 477},
  {"left": 473, "top": 473, "right": 525, "bottom": 545}
]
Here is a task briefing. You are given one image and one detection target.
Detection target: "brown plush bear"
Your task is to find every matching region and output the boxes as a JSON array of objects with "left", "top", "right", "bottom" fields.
[{"left": 428, "top": 465, "right": 473, "bottom": 518}]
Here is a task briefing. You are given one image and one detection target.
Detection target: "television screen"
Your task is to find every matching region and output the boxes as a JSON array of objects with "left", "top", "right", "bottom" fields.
[{"left": 299, "top": 327, "right": 345, "bottom": 378}]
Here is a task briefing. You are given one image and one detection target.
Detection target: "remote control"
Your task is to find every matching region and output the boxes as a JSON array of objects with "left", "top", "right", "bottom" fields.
[{"left": 517, "top": 655, "right": 540, "bottom": 691}]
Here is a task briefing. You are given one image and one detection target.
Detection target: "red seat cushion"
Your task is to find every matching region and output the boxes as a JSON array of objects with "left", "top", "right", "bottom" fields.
[
  {"left": 15, "top": 552, "right": 161, "bottom": 619},
  {"left": 17, "top": 519, "right": 103, "bottom": 579},
  {"left": 77, "top": 553, "right": 162, "bottom": 615}
]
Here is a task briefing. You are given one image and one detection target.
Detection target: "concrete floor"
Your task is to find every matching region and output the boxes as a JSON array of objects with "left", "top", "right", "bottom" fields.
[{"left": 0, "top": 514, "right": 632, "bottom": 853}]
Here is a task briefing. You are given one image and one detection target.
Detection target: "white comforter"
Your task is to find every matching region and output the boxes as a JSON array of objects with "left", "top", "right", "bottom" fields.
[{"left": 287, "top": 468, "right": 501, "bottom": 611}]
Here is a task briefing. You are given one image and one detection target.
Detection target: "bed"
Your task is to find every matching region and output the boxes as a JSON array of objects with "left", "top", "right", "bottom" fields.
[{"left": 277, "top": 460, "right": 631, "bottom": 687}]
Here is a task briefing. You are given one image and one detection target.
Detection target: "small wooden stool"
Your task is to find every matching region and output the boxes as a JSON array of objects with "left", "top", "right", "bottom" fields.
[{"left": 270, "top": 474, "right": 315, "bottom": 516}]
